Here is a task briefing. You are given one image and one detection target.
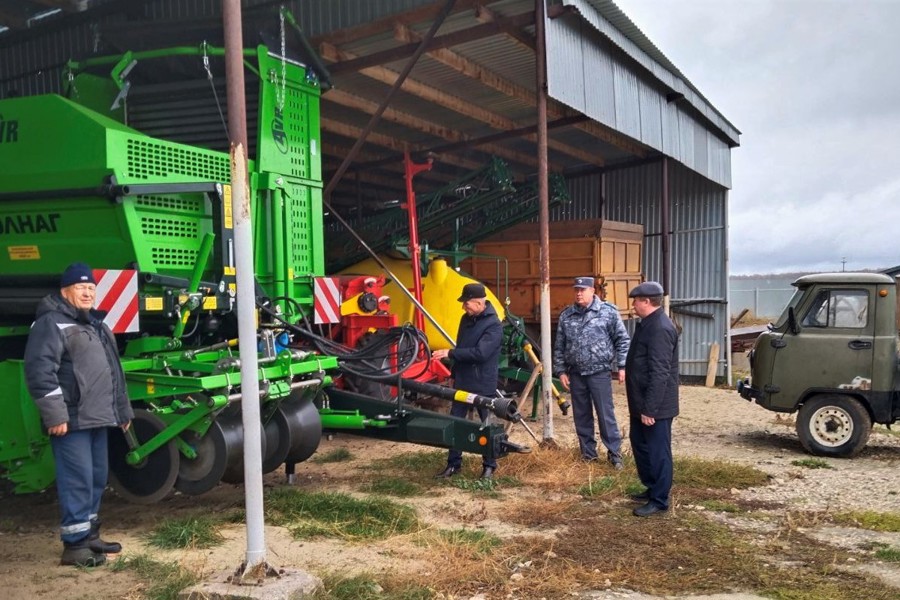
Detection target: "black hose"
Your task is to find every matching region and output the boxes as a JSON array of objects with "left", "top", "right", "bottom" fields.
[{"left": 256, "top": 299, "right": 431, "bottom": 382}]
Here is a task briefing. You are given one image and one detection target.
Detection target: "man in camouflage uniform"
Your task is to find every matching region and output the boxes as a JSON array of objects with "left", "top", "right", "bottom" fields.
[{"left": 553, "top": 276, "right": 630, "bottom": 468}]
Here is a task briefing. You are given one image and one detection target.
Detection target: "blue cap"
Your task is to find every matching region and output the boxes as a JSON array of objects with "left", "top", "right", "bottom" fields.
[
  {"left": 573, "top": 276, "right": 594, "bottom": 288},
  {"left": 60, "top": 262, "right": 96, "bottom": 287},
  {"left": 628, "top": 281, "right": 665, "bottom": 297}
]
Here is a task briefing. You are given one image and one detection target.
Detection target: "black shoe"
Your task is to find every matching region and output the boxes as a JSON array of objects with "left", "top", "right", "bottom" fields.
[
  {"left": 629, "top": 491, "right": 650, "bottom": 503},
  {"left": 88, "top": 536, "right": 122, "bottom": 554},
  {"left": 609, "top": 458, "right": 624, "bottom": 471},
  {"left": 581, "top": 455, "right": 599, "bottom": 463},
  {"left": 479, "top": 466, "right": 495, "bottom": 480},
  {"left": 89, "top": 522, "right": 122, "bottom": 554},
  {"left": 633, "top": 502, "right": 668, "bottom": 517},
  {"left": 434, "top": 465, "right": 461, "bottom": 479},
  {"left": 61, "top": 542, "right": 107, "bottom": 567}
]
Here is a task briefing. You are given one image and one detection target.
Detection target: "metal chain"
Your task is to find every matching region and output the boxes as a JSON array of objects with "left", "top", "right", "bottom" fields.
[
  {"left": 276, "top": 6, "right": 287, "bottom": 112},
  {"left": 202, "top": 41, "right": 230, "bottom": 140}
]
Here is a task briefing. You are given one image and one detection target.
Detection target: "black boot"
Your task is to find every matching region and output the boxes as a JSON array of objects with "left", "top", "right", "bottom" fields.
[
  {"left": 89, "top": 521, "right": 122, "bottom": 554},
  {"left": 61, "top": 540, "right": 106, "bottom": 567}
]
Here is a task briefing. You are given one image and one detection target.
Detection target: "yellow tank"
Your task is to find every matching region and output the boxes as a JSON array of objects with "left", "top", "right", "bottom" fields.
[{"left": 340, "top": 256, "right": 506, "bottom": 351}]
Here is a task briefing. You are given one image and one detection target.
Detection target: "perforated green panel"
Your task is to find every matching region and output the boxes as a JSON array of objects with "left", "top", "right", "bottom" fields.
[
  {"left": 125, "top": 137, "right": 231, "bottom": 182},
  {"left": 289, "top": 181, "right": 314, "bottom": 275},
  {"left": 128, "top": 193, "right": 212, "bottom": 274}
]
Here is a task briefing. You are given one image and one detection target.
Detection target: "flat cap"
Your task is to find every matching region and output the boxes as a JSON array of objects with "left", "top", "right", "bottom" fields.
[
  {"left": 573, "top": 276, "right": 594, "bottom": 289},
  {"left": 458, "top": 282, "right": 487, "bottom": 302},
  {"left": 628, "top": 281, "right": 665, "bottom": 297}
]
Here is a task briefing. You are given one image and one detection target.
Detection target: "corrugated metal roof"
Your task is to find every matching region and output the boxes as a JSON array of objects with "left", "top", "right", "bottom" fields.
[
  {"left": 0, "top": 0, "right": 736, "bottom": 205},
  {"left": 563, "top": 0, "right": 740, "bottom": 143}
]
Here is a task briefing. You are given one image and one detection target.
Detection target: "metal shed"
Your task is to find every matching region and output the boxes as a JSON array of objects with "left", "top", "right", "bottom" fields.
[{"left": 0, "top": 0, "right": 740, "bottom": 380}]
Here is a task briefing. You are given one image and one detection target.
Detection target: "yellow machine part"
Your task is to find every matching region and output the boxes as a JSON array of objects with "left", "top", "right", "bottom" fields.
[{"left": 340, "top": 256, "right": 506, "bottom": 351}]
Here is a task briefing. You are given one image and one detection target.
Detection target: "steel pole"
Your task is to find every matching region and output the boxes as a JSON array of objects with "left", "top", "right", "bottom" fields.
[
  {"left": 223, "top": 0, "right": 266, "bottom": 573},
  {"left": 535, "top": 0, "right": 554, "bottom": 442}
]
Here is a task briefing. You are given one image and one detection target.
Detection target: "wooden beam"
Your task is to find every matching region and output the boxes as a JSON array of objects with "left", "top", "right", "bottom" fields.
[
  {"left": 705, "top": 341, "right": 720, "bottom": 387},
  {"left": 321, "top": 42, "right": 598, "bottom": 168},
  {"left": 329, "top": 11, "right": 535, "bottom": 74},
  {"left": 394, "top": 23, "right": 602, "bottom": 166},
  {"left": 323, "top": 88, "right": 545, "bottom": 170},
  {"left": 321, "top": 117, "right": 483, "bottom": 172},
  {"left": 310, "top": 0, "right": 479, "bottom": 47}
]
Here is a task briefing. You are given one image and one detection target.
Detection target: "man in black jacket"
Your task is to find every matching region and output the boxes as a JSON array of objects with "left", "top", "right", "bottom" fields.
[
  {"left": 625, "top": 281, "right": 679, "bottom": 517},
  {"left": 24, "top": 263, "right": 134, "bottom": 566},
  {"left": 432, "top": 283, "right": 502, "bottom": 480}
]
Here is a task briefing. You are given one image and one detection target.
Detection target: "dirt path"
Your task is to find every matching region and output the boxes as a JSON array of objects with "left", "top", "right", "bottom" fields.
[{"left": 1, "top": 383, "right": 898, "bottom": 599}]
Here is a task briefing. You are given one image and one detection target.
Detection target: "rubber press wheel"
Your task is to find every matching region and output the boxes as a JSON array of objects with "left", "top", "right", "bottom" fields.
[
  {"left": 175, "top": 420, "right": 230, "bottom": 496},
  {"left": 108, "top": 409, "right": 179, "bottom": 504}
]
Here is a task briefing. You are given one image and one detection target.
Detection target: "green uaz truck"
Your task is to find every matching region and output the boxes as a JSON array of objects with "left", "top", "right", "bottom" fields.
[{"left": 737, "top": 272, "right": 900, "bottom": 457}]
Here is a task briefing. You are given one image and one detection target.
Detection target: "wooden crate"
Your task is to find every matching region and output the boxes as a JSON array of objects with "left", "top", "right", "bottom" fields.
[{"left": 463, "top": 219, "right": 644, "bottom": 321}]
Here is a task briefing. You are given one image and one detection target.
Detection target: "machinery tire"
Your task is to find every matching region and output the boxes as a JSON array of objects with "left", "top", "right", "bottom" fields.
[
  {"left": 796, "top": 394, "right": 871, "bottom": 458},
  {"left": 108, "top": 409, "right": 179, "bottom": 504}
]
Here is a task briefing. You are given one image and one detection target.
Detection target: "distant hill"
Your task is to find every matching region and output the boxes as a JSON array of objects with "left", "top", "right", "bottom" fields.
[{"left": 731, "top": 268, "right": 890, "bottom": 280}]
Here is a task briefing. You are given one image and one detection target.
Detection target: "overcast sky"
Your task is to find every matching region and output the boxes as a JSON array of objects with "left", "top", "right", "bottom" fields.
[{"left": 618, "top": 0, "right": 900, "bottom": 275}]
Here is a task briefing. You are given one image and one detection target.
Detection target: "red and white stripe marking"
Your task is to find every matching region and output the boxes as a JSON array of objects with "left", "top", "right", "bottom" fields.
[
  {"left": 94, "top": 269, "right": 139, "bottom": 333},
  {"left": 313, "top": 277, "right": 341, "bottom": 324}
]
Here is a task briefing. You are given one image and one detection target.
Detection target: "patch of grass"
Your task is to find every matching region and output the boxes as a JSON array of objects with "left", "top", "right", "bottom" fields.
[
  {"left": 674, "top": 457, "right": 769, "bottom": 489},
  {"left": 870, "top": 543, "right": 900, "bottom": 562},
  {"left": 145, "top": 516, "right": 224, "bottom": 549},
  {"left": 791, "top": 457, "right": 833, "bottom": 469},
  {"left": 370, "top": 450, "right": 445, "bottom": 474},
  {"left": 578, "top": 475, "right": 617, "bottom": 498},
  {"left": 313, "top": 573, "right": 433, "bottom": 600},
  {"left": 108, "top": 554, "right": 198, "bottom": 600},
  {"left": 312, "top": 447, "right": 353, "bottom": 463},
  {"left": 362, "top": 476, "right": 425, "bottom": 497},
  {"left": 698, "top": 499, "right": 742, "bottom": 513},
  {"left": 449, "top": 475, "right": 500, "bottom": 494},
  {"left": 435, "top": 528, "right": 501, "bottom": 556},
  {"left": 262, "top": 487, "right": 419, "bottom": 540},
  {"left": 500, "top": 510, "right": 897, "bottom": 600},
  {"left": 872, "top": 423, "right": 900, "bottom": 438},
  {"left": 833, "top": 510, "right": 900, "bottom": 532}
]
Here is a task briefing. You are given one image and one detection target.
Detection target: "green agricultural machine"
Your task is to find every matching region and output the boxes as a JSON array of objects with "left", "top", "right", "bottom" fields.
[{"left": 0, "top": 43, "right": 527, "bottom": 503}]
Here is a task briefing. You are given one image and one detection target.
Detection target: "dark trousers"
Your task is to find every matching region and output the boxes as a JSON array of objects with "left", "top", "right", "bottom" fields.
[
  {"left": 446, "top": 401, "right": 497, "bottom": 470},
  {"left": 570, "top": 371, "right": 622, "bottom": 460},
  {"left": 50, "top": 428, "right": 108, "bottom": 544},
  {"left": 629, "top": 415, "right": 673, "bottom": 509}
]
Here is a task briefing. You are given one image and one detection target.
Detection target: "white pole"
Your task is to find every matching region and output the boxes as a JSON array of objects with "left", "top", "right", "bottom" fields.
[
  {"left": 223, "top": 0, "right": 265, "bottom": 571},
  {"left": 232, "top": 145, "right": 267, "bottom": 572}
]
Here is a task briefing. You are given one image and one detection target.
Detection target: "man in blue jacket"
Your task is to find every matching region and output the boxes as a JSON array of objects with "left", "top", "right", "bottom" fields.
[
  {"left": 24, "top": 263, "right": 134, "bottom": 566},
  {"left": 553, "top": 276, "right": 630, "bottom": 468},
  {"left": 432, "top": 283, "right": 502, "bottom": 480},
  {"left": 625, "top": 281, "right": 679, "bottom": 517}
]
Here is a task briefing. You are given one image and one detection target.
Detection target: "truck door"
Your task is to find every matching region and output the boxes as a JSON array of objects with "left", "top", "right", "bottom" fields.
[{"left": 769, "top": 288, "right": 874, "bottom": 411}]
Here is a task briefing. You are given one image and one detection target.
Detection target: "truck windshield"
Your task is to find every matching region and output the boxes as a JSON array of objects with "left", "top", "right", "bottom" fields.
[{"left": 773, "top": 288, "right": 805, "bottom": 329}]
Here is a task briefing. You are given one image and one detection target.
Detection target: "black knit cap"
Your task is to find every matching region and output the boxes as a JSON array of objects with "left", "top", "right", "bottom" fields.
[{"left": 60, "top": 263, "right": 96, "bottom": 287}]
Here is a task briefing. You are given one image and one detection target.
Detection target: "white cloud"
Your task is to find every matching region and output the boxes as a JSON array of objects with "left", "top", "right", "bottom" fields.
[{"left": 619, "top": 0, "right": 900, "bottom": 274}]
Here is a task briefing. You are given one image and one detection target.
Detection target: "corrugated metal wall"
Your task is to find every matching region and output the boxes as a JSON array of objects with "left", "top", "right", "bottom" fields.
[
  {"left": 545, "top": 1, "right": 734, "bottom": 189},
  {"left": 1, "top": 0, "right": 439, "bottom": 97},
  {"left": 557, "top": 160, "right": 729, "bottom": 379}
]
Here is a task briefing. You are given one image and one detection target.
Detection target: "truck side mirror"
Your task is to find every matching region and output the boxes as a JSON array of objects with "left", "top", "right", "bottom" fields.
[{"left": 787, "top": 306, "right": 800, "bottom": 335}]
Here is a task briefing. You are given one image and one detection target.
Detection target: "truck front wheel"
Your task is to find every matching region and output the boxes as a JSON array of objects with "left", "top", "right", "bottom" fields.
[{"left": 796, "top": 394, "right": 871, "bottom": 457}]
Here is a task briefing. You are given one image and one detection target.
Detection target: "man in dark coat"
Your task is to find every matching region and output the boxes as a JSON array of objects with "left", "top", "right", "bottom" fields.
[
  {"left": 625, "top": 281, "right": 679, "bottom": 517},
  {"left": 24, "top": 263, "right": 134, "bottom": 566},
  {"left": 432, "top": 282, "right": 502, "bottom": 480}
]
